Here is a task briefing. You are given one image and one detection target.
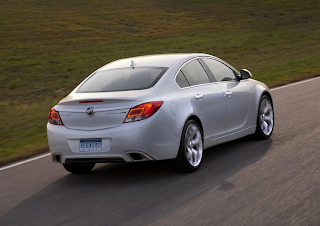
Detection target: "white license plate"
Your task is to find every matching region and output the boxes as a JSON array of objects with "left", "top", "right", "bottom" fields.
[{"left": 79, "top": 139, "right": 102, "bottom": 152}]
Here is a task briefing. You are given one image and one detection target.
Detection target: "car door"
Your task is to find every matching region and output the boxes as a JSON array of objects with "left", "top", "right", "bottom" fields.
[
  {"left": 201, "top": 58, "right": 253, "bottom": 134},
  {"left": 176, "top": 59, "right": 227, "bottom": 141}
]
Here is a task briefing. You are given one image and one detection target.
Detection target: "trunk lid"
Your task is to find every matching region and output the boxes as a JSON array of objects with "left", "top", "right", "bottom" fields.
[{"left": 54, "top": 88, "right": 160, "bottom": 130}]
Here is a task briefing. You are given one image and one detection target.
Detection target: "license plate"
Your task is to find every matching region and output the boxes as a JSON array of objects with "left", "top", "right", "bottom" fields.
[{"left": 79, "top": 139, "right": 102, "bottom": 152}]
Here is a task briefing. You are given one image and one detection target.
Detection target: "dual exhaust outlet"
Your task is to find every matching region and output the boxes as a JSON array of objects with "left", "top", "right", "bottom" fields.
[{"left": 52, "top": 154, "right": 61, "bottom": 163}]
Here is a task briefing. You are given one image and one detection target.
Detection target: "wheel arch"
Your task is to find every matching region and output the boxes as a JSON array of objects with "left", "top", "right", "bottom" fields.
[
  {"left": 252, "top": 82, "right": 273, "bottom": 121},
  {"left": 255, "top": 91, "right": 273, "bottom": 126},
  {"left": 261, "top": 91, "right": 273, "bottom": 105},
  {"left": 185, "top": 115, "right": 204, "bottom": 137}
]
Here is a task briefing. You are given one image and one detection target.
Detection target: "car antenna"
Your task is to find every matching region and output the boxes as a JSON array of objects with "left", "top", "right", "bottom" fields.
[{"left": 130, "top": 60, "right": 136, "bottom": 69}]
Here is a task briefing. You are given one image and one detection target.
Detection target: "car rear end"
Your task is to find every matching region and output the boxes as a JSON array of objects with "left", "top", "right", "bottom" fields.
[{"left": 47, "top": 65, "right": 182, "bottom": 165}]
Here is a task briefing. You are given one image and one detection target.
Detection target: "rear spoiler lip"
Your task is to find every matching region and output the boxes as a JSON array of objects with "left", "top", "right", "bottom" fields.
[{"left": 59, "top": 95, "right": 137, "bottom": 104}]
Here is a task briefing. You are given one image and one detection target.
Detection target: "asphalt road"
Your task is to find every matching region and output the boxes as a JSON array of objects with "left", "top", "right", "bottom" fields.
[{"left": 0, "top": 77, "right": 319, "bottom": 226}]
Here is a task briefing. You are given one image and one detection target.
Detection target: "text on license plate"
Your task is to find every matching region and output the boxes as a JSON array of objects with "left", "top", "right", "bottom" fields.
[{"left": 79, "top": 139, "right": 102, "bottom": 152}]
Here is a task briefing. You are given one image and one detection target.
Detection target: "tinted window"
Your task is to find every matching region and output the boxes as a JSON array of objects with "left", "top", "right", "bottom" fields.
[
  {"left": 176, "top": 71, "right": 190, "bottom": 88},
  {"left": 181, "top": 60, "right": 210, "bottom": 86},
  {"left": 77, "top": 67, "right": 167, "bottom": 92},
  {"left": 202, "top": 58, "right": 236, "bottom": 82}
]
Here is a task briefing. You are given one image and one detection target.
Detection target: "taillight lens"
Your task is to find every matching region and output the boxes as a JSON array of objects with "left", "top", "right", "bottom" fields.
[
  {"left": 48, "top": 108, "right": 64, "bottom": 126},
  {"left": 124, "top": 101, "right": 163, "bottom": 123}
]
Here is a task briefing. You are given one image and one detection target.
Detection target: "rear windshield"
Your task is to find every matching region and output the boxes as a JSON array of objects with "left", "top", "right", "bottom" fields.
[{"left": 77, "top": 67, "right": 168, "bottom": 93}]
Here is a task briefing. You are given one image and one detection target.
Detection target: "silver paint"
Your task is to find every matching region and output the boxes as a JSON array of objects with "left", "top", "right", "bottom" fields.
[{"left": 47, "top": 53, "right": 273, "bottom": 164}]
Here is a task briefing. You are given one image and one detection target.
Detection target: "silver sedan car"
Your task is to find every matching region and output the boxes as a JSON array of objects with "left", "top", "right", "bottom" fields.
[{"left": 47, "top": 53, "right": 274, "bottom": 173}]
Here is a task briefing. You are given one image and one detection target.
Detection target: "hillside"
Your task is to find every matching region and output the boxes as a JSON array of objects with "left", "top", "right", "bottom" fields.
[{"left": 0, "top": 0, "right": 319, "bottom": 165}]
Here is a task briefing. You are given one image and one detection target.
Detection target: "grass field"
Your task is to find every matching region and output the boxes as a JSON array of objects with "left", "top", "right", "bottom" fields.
[{"left": 0, "top": 0, "right": 319, "bottom": 166}]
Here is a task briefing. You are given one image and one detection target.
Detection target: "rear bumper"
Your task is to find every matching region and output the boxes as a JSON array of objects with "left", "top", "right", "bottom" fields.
[{"left": 47, "top": 110, "right": 182, "bottom": 163}]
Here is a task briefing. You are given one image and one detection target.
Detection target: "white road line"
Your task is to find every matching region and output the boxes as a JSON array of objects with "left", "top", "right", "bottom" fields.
[
  {"left": 270, "top": 76, "right": 320, "bottom": 91},
  {"left": 0, "top": 153, "right": 51, "bottom": 171},
  {"left": 0, "top": 75, "right": 319, "bottom": 172}
]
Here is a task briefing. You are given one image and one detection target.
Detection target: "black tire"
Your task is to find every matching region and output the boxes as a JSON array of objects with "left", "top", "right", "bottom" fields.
[
  {"left": 173, "top": 120, "right": 203, "bottom": 173},
  {"left": 254, "top": 95, "right": 274, "bottom": 139},
  {"left": 63, "top": 163, "right": 95, "bottom": 174}
]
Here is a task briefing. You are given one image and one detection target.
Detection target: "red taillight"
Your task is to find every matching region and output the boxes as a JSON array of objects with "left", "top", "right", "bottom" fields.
[
  {"left": 48, "top": 108, "right": 64, "bottom": 126},
  {"left": 124, "top": 101, "right": 163, "bottom": 123}
]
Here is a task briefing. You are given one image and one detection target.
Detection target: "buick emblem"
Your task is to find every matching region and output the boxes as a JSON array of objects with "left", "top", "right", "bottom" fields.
[{"left": 86, "top": 107, "right": 95, "bottom": 116}]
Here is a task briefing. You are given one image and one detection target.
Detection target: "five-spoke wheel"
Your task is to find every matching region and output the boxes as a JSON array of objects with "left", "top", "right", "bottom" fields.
[
  {"left": 255, "top": 95, "right": 274, "bottom": 139},
  {"left": 173, "top": 120, "right": 203, "bottom": 172},
  {"left": 185, "top": 124, "right": 203, "bottom": 167}
]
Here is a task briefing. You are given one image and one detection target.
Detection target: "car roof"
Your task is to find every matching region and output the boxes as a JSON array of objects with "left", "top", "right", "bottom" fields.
[{"left": 98, "top": 53, "right": 211, "bottom": 70}]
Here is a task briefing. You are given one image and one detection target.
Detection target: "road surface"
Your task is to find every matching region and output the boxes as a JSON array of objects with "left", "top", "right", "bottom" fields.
[{"left": 0, "top": 77, "right": 319, "bottom": 225}]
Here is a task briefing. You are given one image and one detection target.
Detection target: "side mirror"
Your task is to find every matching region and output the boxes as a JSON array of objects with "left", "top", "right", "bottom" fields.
[{"left": 240, "top": 69, "right": 252, "bottom": 79}]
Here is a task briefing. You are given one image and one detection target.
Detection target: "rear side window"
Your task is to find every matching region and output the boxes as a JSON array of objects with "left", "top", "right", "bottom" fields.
[
  {"left": 202, "top": 58, "right": 237, "bottom": 82},
  {"left": 77, "top": 67, "right": 167, "bottom": 92},
  {"left": 176, "top": 71, "right": 190, "bottom": 88},
  {"left": 181, "top": 60, "right": 211, "bottom": 86}
]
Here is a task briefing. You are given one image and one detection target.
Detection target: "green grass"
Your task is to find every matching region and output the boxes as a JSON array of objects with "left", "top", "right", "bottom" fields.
[{"left": 0, "top": 0, "right": 319, "bottom": 165}]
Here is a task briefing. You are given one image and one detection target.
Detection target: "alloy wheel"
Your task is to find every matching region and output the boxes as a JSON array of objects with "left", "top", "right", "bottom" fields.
[
  {"left": 259, "top": 98, "right": 274, "bottom": 136},
  {"left": 185, "top": 124, "right": 203, "bottom": 167}
]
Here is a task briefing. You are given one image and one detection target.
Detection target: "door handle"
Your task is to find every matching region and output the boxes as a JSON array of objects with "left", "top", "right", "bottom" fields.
[
  {"left": 195, "top": 94, "right": 203, "bottom": 100},
  {"left": 225, "top": 91, "right": 232, "bottom": 97}
]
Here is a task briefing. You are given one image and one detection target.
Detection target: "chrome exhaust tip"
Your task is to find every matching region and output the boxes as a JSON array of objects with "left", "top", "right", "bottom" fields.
[{"left": 126, "top": 151, "right": 154, "bottom": 162}]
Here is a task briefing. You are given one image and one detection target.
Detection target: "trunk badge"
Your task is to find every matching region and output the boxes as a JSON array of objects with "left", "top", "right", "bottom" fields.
[{"left": 86, "top": 107, "right": 95, "bottom": 116}]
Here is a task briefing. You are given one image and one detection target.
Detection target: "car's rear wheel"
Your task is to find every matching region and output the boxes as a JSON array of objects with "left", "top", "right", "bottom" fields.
[
  {"left": 173, "top": 120, "right": 203, "bottom": 172},
  {"left": 254, "top": 95, "right": 274, "bottom": 139},
  {"left": 63, "top": 163, "right": 95, "bottom": 174}
]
